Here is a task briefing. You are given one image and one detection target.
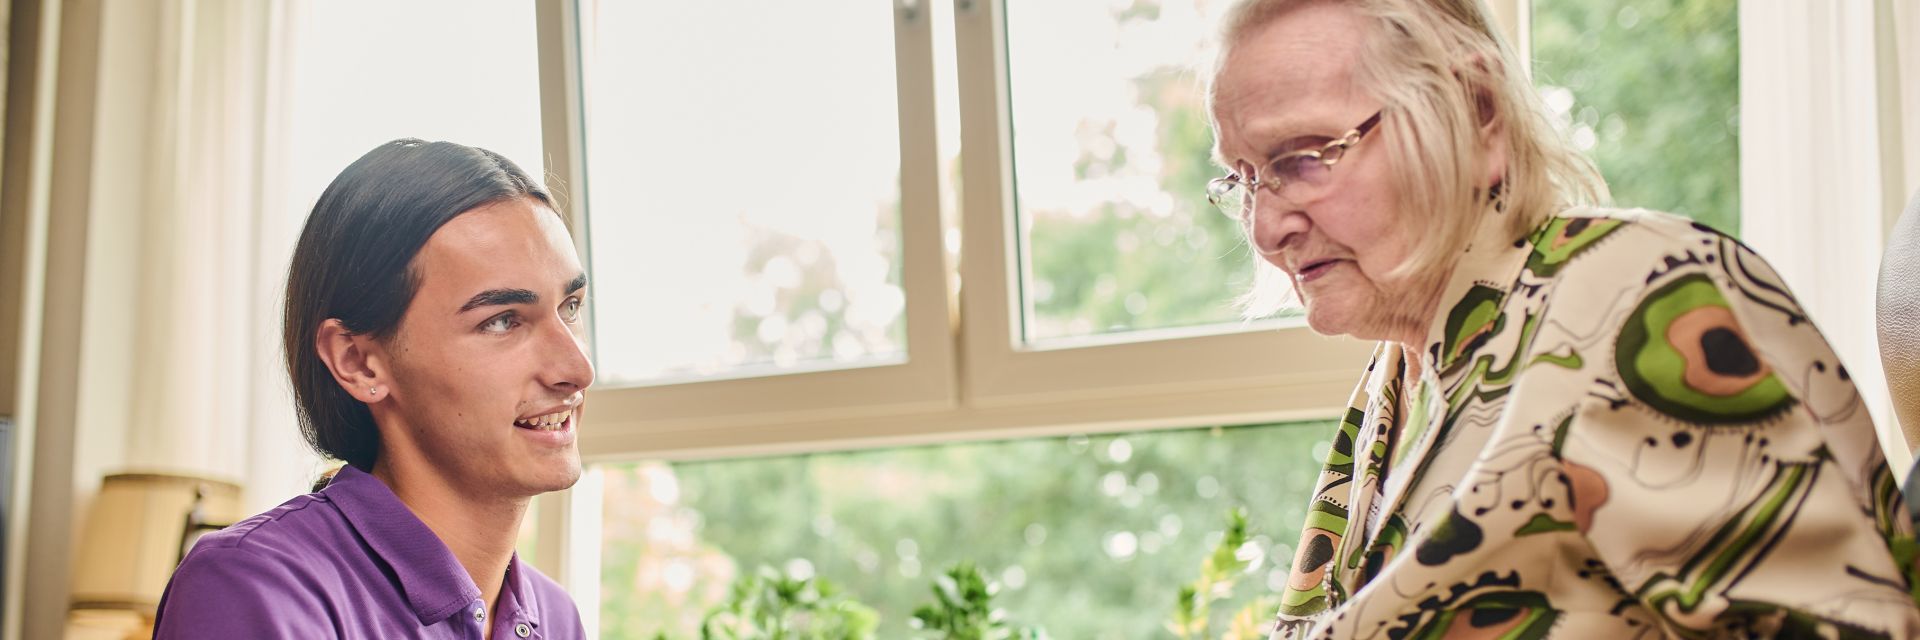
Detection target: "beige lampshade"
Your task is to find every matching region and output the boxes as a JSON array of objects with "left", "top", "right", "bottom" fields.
[{"left": 70, "top": 473, "right": 242, "bottom": 612}]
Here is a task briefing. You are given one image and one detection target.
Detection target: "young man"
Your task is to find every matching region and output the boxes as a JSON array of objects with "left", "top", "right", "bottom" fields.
[{"left": 155, "top": 139, "right": 593, "bottom": 639}]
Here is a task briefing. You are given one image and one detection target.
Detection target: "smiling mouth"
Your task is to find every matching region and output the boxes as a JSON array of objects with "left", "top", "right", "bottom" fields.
[{"left": 513, "top": 409, "right": 574, "bottom": 431}]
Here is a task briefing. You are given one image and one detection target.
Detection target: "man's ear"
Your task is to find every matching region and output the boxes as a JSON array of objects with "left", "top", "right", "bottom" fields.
[{"left": 315, "top": 319, "right": 391, "bottom": 404}]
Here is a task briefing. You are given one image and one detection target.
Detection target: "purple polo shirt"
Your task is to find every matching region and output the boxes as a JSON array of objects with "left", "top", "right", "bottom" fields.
[{"left": 153, "top": 465, "right": 584, "bottom": 639}]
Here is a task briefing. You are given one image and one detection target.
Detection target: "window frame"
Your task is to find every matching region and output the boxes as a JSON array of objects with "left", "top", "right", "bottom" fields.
[
  {"left": 534, "top": 0, "right": 961, "bottom": 466},
  {"left": 534, "top": 0, "right": 1397, "bottom": 461}
]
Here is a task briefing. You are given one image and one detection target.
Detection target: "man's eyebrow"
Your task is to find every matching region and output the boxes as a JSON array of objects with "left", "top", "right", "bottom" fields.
[
  {"left": 459, "top": 288, "right": 538, "bottom": 314},
  {"left": 458, "top": 274, "right": 586, "bottom": 314}
]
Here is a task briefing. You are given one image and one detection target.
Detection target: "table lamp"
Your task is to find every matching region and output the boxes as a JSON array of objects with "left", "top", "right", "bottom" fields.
[{"left": 68, "top": 472, "right": 241, "bottom": 637}]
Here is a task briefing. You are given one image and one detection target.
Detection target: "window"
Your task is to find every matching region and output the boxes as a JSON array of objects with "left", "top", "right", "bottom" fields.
[
  {"left": 578, "top": 1, "right": 911, "bottom": 385},
  {"left": 538, "top": 0, "right": 958, "bottom": 451}
]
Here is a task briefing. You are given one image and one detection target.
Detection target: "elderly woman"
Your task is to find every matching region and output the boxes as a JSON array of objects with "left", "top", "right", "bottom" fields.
[{"left": 1205, "top": 0, "right": 1920, "bottom": 637}]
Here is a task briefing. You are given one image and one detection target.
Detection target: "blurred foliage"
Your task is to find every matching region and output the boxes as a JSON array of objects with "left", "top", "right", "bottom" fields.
[
  {"left": 1532, "top": 0, "right": 1740, "bottom": 234},
  {"left": 599, "top": 423, "right": 1331, "bottom": 639},
  {"left": 698, "top": 567, "right": 879, "bottom": 640},
  {"left": 910, "top": 563, "right": 1050, "bottom": 640},
  {"left": 1168, "top": 508, "right": 1277, "bottom": 640}
]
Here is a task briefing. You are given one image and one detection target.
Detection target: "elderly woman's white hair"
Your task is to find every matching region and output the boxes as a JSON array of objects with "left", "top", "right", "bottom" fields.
[{"left": 1210, "top": 0, "right": 1609, "bottom": 316}]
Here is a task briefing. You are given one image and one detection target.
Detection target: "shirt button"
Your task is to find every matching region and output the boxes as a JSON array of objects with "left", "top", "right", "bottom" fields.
[
  {"left": 473, "top": 609, "right": 486, "bottom": 623},
  {"left": 515, "top": 622, "right": 532, "bottom": 638}
]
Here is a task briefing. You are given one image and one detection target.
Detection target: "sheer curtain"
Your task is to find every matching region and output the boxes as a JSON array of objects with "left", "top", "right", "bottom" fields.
[
  {"left": 111, "top": 0, "right": 318, "bottom": 516},
  {"left": 1739, "top": 0, "right": 1916, "bottom": 470},
  {"left": 1892, "top": 0, "right": 1920, "bottom": 206}
]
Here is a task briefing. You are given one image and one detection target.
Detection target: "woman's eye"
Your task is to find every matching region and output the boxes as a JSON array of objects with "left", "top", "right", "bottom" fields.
[
  {"left": 482, "top": 313, "right": 518, "bottom": 334},
  {"left": 1274, "top": 154, "right": 1326, "bottom": 183}
]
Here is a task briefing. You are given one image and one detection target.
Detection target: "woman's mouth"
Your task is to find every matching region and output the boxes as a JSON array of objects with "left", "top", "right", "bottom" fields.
[{"left": 1298, "top": 259, "right": 1343, "bottom": 283}]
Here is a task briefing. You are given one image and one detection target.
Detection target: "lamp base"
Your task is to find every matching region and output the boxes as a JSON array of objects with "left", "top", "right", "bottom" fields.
[{"left": 66, "top": 609, "right": 152, "bottom": 640}]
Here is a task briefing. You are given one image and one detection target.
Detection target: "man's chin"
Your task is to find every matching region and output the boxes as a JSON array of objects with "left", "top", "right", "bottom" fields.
[
  {"left": 510, "top": 455, "right": 584, "bottom": 497},
  {"left": 535, "top": 459, "right": 584, "bottom": 494},
  {"left": 551, "top": 465, "right": 584, "bottom": 492}
]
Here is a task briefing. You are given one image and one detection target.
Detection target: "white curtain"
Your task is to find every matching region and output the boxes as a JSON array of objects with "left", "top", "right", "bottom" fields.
[
  {"left": 113, "top": 0, "right": 317, "bottom": 515},
  {"left": 1739, "top": 0, "right": 1914, "bottom": 471},
  {"left": 1894, "top": 0, "right": 1920, "bottom": 206}
]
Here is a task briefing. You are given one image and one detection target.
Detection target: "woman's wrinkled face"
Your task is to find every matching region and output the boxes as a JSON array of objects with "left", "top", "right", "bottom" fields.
[{"left": 1210, "top": 3, "right": 1442, "bottom": 345}]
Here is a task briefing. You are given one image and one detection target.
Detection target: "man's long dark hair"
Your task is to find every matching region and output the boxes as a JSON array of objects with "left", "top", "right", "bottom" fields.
[{"left": 283, "top": 139, "right": 554, "bottom": 472}]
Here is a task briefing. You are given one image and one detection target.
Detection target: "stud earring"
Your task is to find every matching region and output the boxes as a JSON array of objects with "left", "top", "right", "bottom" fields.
[{"left": 369, "top": 386, "right": 381, "bottom": 397}]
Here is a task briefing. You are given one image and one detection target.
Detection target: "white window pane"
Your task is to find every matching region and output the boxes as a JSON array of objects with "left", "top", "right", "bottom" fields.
[
  {"left": 281, "top": 0, "right": 545, "bottom": 206},
  {"left": 1006, "top": 1, "right": 1258, "bottom": 344},
  {"left": 582, "top": 2, "right": 907, "bottom": 385}
]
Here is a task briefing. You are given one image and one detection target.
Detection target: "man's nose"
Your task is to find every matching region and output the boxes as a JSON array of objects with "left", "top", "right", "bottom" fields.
[{"left": 538, "top": 315, "right": 595, "bottom": 392}]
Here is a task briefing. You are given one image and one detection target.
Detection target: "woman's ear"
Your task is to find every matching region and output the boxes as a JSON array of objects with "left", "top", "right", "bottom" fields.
[
  {"left": 1457, "top": 55, "right": 1510, "bottom": 189},
  {"left": 1478, "top": 88, "right": 1509, "bottom": 190},
  {"left": 314, "top": 319, "right": 391, "bottom": 404}
]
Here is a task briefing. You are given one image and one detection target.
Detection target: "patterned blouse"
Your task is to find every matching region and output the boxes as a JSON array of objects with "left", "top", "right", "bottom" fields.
[{"left": 1272, "top": 208, "right": 1920, "bottom": 639}]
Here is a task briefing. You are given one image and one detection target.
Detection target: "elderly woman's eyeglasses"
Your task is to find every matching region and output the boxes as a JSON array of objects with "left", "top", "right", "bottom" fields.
[{"left": 1205, "top": 111, "right": 1384, "bottom": 220}]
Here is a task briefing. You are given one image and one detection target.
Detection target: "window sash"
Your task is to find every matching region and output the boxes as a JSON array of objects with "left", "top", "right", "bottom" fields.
[{"left": 535, "top": 0, "right": 959, "bottom": 466}]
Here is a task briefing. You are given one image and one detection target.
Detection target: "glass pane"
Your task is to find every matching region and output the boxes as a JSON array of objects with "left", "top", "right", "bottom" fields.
[
  {"left": 595, "top": 421, "right": 1330, "bottom": 639},
  {"left": 280, "top": 0, "right": 545, "bottom": 211},
  {"left": 1532, "top": 0, "right": 1740, "bottom": 234},
  {"left": 1006, "top": 1, "right": 1264, "bottom": 344},
  {"left": 582, "top": 3, "right": 908, "bottom": 384}
]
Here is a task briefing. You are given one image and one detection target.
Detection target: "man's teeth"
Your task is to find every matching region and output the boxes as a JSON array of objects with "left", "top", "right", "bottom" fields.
[{"left": 514, "top": 410, "right": 570, "bottom": 430}]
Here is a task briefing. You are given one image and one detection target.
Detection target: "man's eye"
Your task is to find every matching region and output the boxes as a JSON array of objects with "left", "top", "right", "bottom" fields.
[
  {"left": 482, "top": 312, "right": 518, "bottom": 334},
  {"left": 561, "top": 297, "right": 583, "bottom": 323}
]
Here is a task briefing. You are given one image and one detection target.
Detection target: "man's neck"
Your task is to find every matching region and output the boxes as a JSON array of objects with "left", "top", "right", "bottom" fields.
[{"left": 371, "top": 459, "right": 527, "bottom": 637}]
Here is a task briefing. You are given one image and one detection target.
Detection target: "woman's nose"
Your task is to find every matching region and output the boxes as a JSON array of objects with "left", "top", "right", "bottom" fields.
[{"left": 1247, "top": 190, "right": 1311, "bottom": 257}]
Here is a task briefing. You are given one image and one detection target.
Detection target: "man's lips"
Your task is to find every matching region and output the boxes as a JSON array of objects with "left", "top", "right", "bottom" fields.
[
  {"left": 513, "top": 410, "right": 577, "bottom": 447},
  {"left": 514, "top": 393, "right": 585, "bottom": 424},
  {"left": 513, "top": 408, "right": 575, "bottom": 431}
]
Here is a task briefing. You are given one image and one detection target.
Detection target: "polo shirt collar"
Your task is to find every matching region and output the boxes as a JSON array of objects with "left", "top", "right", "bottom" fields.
[
  {"left": 501, "top": 554, "right": 544, "bottom": 636},
  {"left": 323, "top": 465, "right": 481, "bottom": 626}
]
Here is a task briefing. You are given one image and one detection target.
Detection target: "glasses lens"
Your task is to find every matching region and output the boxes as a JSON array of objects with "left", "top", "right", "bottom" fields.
[
  {"left": 1276, "top": 153, "right": 1332, "bottom": 191},
  {"left": 1206, "top": 179, "right": 1248, "bottom": 218}
]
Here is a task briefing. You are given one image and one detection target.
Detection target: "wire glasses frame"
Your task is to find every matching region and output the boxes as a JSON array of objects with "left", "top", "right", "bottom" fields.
[{"left": 1205, "top": 110, "right": 1384, "bottom": 220}]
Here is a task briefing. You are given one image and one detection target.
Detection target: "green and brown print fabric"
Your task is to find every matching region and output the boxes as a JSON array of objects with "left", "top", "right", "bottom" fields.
[{"left": 1273, "top": 208, "right": 1920, "bottom": 639}]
